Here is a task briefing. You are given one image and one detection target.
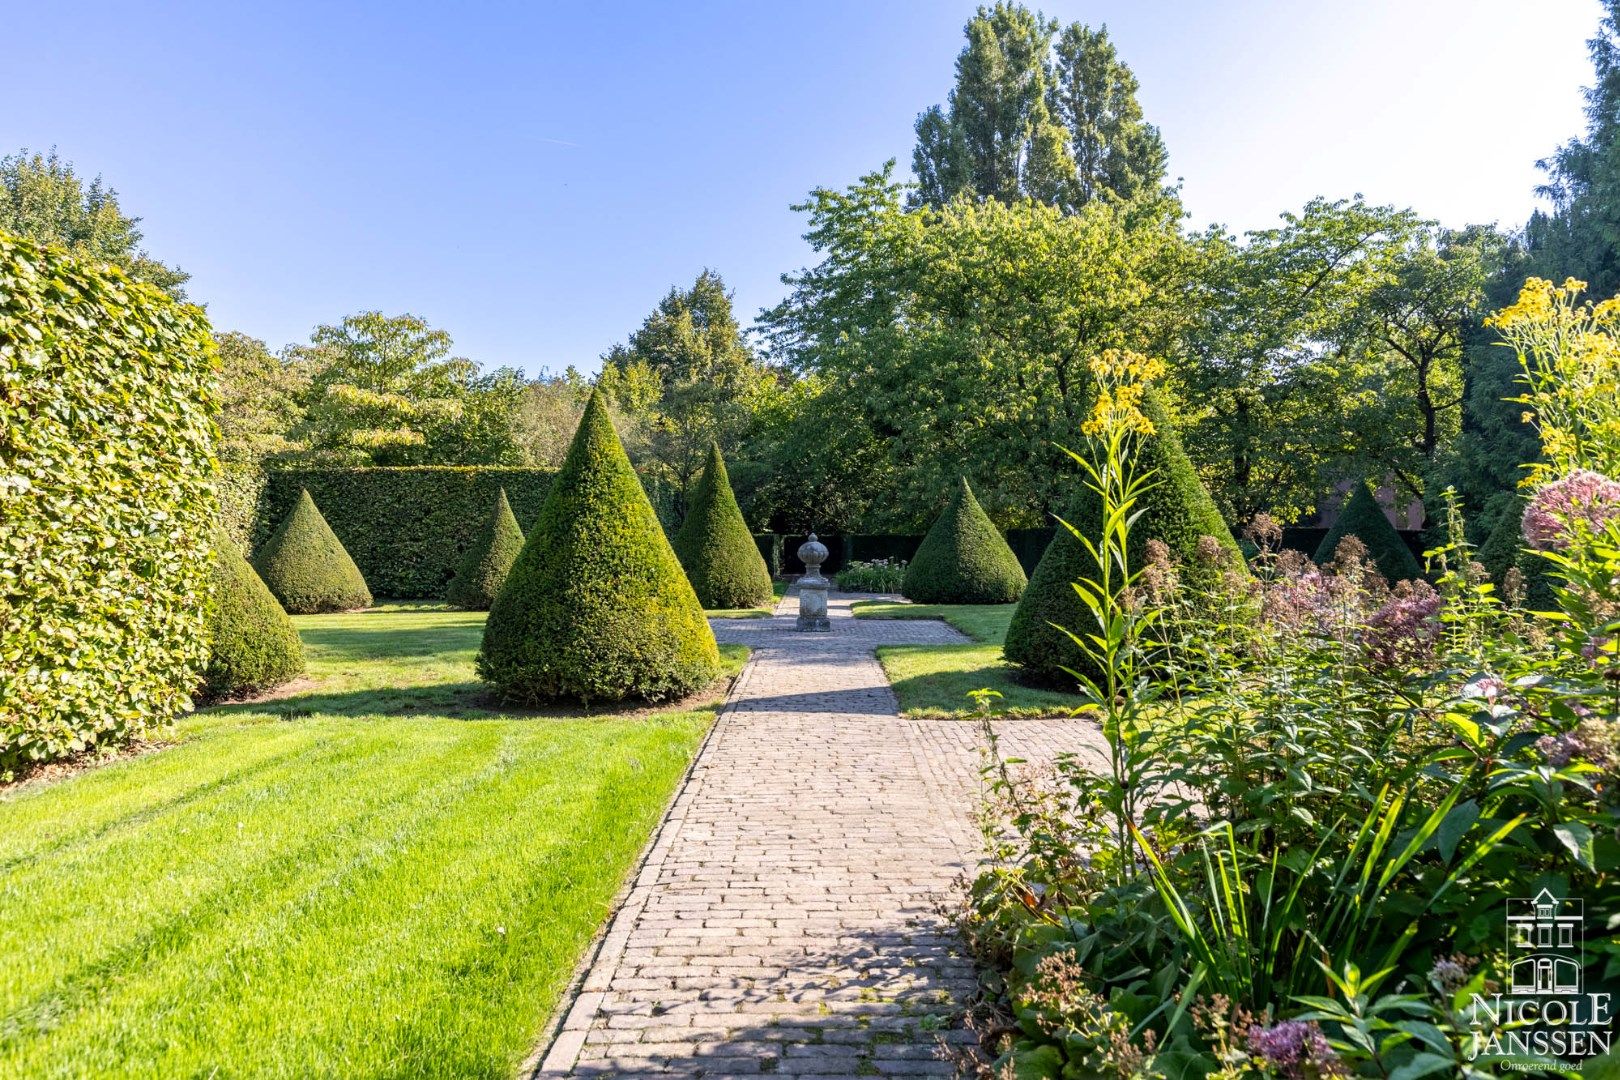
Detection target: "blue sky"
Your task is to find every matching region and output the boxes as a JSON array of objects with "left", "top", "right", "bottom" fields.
[{"left": 4, "top": 1, "right": 1601, "bottom": 375}]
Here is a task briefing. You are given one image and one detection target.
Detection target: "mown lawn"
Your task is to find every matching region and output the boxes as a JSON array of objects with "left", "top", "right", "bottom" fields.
[
  {"left": 705, "top": 580, "right": 790, "bottom": 618},
  {"left": 852, "top": 600, "right": 1082, "bottom": 719},
  {"left": 0, "top": 604, "right": 746, "bottom": 1079}
]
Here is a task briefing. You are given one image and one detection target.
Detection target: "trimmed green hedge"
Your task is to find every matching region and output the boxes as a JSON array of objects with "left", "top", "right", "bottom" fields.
[
  {"left": 445, "top": 487, "right": 525, "bottom": 611},
  {"left": 253, "top": 490, "right": 373, "bottom": 614},
  {"left": 903, "top": 477, "right": 1027, "bottom": 604},
  {"left": 479, "top": 390, "right": 721, "bottom": 704},
  {"left": 254, "top": 468, "right": 555, "bottom": 598},
  {"left": 201, "top": 528, "right": 305, "bottom": 701},
  {"left": 1314, "top": 480, "right": 1424, "bottom": 583},
  {"left": 0, "top": 231, "right": 217, "bottom": 775},
  {"left": 673, "top": 444, "right": 774, "bottom": 609},
  {"left": 1005, "top": 391, "right": 1241, "bottom": 685}
]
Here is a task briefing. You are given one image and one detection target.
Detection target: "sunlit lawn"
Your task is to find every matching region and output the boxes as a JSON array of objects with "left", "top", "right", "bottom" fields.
[
  {"left": 853, "top": 600, "right": 1082, "bottom": 719},
  {"left": 0, "top": 603, "right": 746, "bottom": 1079}
]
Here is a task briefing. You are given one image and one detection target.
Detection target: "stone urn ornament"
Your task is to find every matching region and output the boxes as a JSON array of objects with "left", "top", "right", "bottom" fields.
[{"left": 796, "top": 532, "right": 832, "bottom": 632}]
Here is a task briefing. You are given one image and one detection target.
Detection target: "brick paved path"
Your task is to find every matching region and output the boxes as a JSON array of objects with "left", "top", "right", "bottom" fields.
[{"left": 531, "top": 592, "right": 1106, "bottom": 1079}]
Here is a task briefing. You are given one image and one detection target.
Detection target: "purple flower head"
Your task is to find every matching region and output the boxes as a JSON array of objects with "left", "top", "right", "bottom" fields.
[
  {"left": 1522, "top": 469, "right": 1620, "bottom": 550},
  {"left": 1459, "top": 675, "right": 1506, "bottom": 702},
  {"left": 1245, "top": 1020, "right": 1346, "bottom": 1079},
  {"left": 1363, "top": 579, "right": 1443, "bottom": 670}
]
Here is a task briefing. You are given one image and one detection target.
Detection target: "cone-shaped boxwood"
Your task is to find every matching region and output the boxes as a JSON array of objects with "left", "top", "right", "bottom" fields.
[
  {"left": 903, "top": 477, "right": 1027, "bottom": 604},
  {"left": 1004, "top": 392, "right": 1241, "bottom": 685},
  {"left": 673, "top": 444, "right": 774, "bottom": 610},
  {"left": 1314, "top": 481, "right": 1423, "bottom": 583},
  {"left": 201, "top": 528, "right": 305, "bottom": 701},
  {"left": 252, "top": 489, "right": 373, "bottom": 613},
  {"left": 445, "top": 488, "right": 525, "bottom": 611},
  {"left": 478, "top": 390, "right": 722, "bottom": 704}
]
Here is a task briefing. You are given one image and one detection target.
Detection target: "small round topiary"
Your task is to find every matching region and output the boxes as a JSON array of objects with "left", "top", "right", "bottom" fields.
[
  {"left": 445, "top": 487, "right": 525, "bottom": 611},
  {"left": 673, "top": 443, "right": 774, "bottom": 610},
  {"left": 1004, "top": 391, "right": 1242, "bottom": 685},
  {"left": 478, "top": 389, "right": 722, "bottom": 704},
  {"left": 1314, "top": 480, "right": 1423, "bottom": 584},
  {"left": 252, "top": 488, "right": 373, "bottom": 613},
  {"left": 903, "top": 477, "right": 1026, "bottom": 604},
  {"left": 201, "top": 528, "right": 305, "bottom": 701}
]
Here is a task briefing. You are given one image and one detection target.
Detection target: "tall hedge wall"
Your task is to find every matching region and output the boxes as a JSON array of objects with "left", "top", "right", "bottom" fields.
[
  {"left": 0, "top": 231, "right": 218, "bottom": 776},
  {"left": 253, "top": 468, "right": 556, "bottom": 598}
]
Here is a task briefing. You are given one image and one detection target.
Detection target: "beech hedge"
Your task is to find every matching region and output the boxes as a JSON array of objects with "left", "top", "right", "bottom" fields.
[
  {"left": 0, "top": 231, "right": 217, "bottom": 776},
  {"left": 253, "top": 468, "right": 555, "bottom": 597}
]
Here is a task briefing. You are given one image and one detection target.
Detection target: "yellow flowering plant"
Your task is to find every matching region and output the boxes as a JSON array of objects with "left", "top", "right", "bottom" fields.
[{"left": 1486, "top": 276, "right": 1620, "bottom": 485}]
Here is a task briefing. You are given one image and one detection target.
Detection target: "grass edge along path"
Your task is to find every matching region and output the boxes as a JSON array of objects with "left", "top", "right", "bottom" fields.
[
  {"left": 850, "top": 600, "right": 1082, "bottom": 719},
  {"left": 0, "top": 605, "right": 747, "bottom": 1079}
]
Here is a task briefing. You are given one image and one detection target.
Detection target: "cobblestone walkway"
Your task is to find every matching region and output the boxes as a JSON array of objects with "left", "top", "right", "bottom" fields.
[{"left": 531, "top": 592, "right": 1106, "bottom": 1079}]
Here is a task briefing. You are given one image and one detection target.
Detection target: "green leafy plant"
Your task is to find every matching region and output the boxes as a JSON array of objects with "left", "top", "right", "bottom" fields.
[
  {"left": 478, "top": 389, "right": 722, "bottom": 704},
  {"left": 0, "top": 230, "right": 217, "bottom": 776},
  {"left": 445, "top": 487, "right": 524, "bottom": 611},
  {"left": 835, "top": 559, "right": 907, "bottom": 593},
  {"left": 201, "top": 527, "right": 305, "bottom": 700},
  {"left": 902, "top": 476, "right": 1027, "bottom": 604},
  {"left": 673, "top": 443, "right": 773, "bottom": 609},
  {"left": 252, "top": 489, "right": 373, "bottom": 614}
]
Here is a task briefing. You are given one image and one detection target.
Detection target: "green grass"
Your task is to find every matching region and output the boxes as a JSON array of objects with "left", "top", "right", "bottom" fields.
[
  {"left": 0, "top": 602, "right": 747, "bottom": 1079},
  {"left": 852, "top": 600, "right": 1082, "bottom": 720},
  {"left": 706, "top": 579, "right": 789, "bottom": 619}
]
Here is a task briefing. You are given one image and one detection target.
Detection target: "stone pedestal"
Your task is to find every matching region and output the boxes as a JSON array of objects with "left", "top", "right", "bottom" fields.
[{"left": 796, "top": 533, "right": 832, "bottom": 632}]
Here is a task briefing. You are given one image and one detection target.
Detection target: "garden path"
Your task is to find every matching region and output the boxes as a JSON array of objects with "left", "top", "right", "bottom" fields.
[{"left": 530, "top": 591, "right": 1107, "bottom": 1079}]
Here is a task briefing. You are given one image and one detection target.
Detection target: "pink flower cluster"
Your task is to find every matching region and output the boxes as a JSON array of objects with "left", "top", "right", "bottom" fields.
[
  {"left": 1362, "top": 580, "right": 1443, "bottom": 671},
  {"left": 1522, "top": 469, "right": 1620, "bottom": 550}
]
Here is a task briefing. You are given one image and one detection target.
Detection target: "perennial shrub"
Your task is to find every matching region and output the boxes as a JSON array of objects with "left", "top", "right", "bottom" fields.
[
  {"left": 835, "top": 559, "right": 906, "bottom": 593},
  {"left": 673, "top": 444, "right": 773, "bottom": 609},
  {"left": 1313, "top": 479, "right": 1423, "bottom": 583},
  {"left": 253, "top": 489, "right": 373, "bottom": 613},
  {"left": 0, "top": 231, "right": 216, "bottom": 775},
  {"left": 902, "top": 477, "right": 1026, "bottom": 604},
  {"left": 444, "top": 487, "right": 524, "bottom": 611},
  {"left": 1004, "top": 389, "right": 1240, "bottom": 683},
  {"left": 201, "top": 528, "right": 304, "bottom": 700},
  {"left": 478, "top": 389, "right": 721, "bottom": 704}
]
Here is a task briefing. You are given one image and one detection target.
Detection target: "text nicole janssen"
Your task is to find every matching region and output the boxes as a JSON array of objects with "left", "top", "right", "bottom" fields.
[{"left": 1467, "top": 993, "right": 1614, "bottom": 1060}]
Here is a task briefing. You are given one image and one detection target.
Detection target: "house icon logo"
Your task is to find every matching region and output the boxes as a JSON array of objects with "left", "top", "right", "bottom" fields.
[{"left": 1506, "top": 888, "right": 1583, "bottom": 996}]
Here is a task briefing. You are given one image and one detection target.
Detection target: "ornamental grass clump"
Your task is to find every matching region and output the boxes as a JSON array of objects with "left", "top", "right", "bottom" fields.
[
  {"left": 902, "top": 477, "right": 1026, "bottom": 604},
  {"left": 478, "top": 389, "right": 721, "bottom": 704},
  {"left": 252, "top": 489, "right": 373, "bottom": 613},
  {"left": 672, "top": 443, "right": 773, "bottom": 610},
  {"left": 201, "top": 528, "right": 305, "bottom": 701},
  {"left": 444, "top": 487, "right": 524, "bottom": 611}
]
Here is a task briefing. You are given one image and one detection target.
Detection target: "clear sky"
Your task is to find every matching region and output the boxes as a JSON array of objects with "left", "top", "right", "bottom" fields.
[{"left": 3, "top": 0, "right": 1601, "bottom": 376}]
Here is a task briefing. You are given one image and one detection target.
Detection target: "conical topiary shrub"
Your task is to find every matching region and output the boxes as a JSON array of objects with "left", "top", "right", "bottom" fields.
[
  {"left": 1314, "top": 481, "right": 1423, "bottom": 584},
  {"left": 1004, "top": 391, "right": 1242, "bottom": 685},
  {"left": 478, "top": 389, "right": 722, "bottom": 704},
  {"left": 445, "top": 487, "right": 525, "bottom": 611},
  {"left": 903, "top": 477, "right": 1027, "bottom": 604},
  {"left": 201, "top": 528, "right": 305, "bottom": 701},
  {"left": 673, "top": 443, "right": 774, "bottom": 610},
  {"left": 253, "top": 489, "right": 373, "bottom": 613}
]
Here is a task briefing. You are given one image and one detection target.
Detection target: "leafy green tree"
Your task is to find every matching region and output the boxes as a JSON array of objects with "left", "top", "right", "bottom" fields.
[
  {"left": 902, "top": 477, "right": 1026, "bottom": 604},
  {"left": 253, "top": 489, "right": 373, "bottom": 613},
  {"left": 1049, "top": 23, "right": 1168, "bottom": 207},
  {"left": 1314, "top": 480, "right": 1424, "bottom": 583},
  {"left": 766, "top": 164, "right": 1189, "bottom": 529},
  {"left": 0, "top": 148, "right": 188, "bottom": 296},
  {"left": 673, "top": 444, "right": 773, "bottom": 609},
  {"left": 597, "top": 270, "right": 772, "bottom": 512},
  {"left": 911, "top": 7, "right": 1165, "bottom": 211},
  {"left": 201, "top": 528, "right": 305, "bottom": 701},
  {"left": 478, "top": 390, "right": 721, "bottom": 704},
  {"left": 214, "top": 331, "right": 308, "bottom": 465},
  {"left": 445, "top": 488, "right": 525, "bottom": 611}
]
